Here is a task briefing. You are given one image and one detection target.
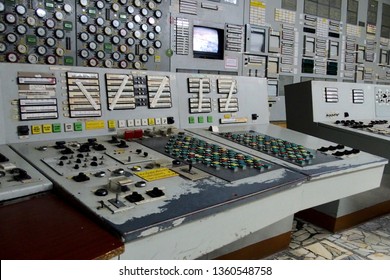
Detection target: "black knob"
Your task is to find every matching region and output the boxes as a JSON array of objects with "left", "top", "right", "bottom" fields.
[
  {"left": 146, "top": 187, "right": 165, "bottom": 198},
  {"left": 94, "top": 188, "right": 108, "bottom": 196},
  {"left": 72, "top": 172, "right": 90, "bottom": 182}
]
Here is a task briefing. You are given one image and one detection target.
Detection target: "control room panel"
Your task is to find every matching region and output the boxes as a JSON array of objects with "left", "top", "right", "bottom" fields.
[
  {"left": 1, "top": 0, "right": 390, "bottom": 259},
  {"left": 2, "top": 0, "right": 390, "bottom": 121},
  {"left": 1, "top": 63, "right": 387, "bottom": 257}
]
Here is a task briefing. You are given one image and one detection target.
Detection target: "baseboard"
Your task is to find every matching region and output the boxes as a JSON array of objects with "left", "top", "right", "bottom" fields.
[
  {"left": 215, "top": 231, "right": 291, "bottom": 260},
  {"left": 296, "top": 200, "right": 390, "bottom": 232}
]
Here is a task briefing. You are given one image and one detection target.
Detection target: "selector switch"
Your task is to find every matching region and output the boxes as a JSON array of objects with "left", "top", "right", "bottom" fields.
[
  {"left": 72, "top": 172, "right": 90, "bottom": 182},
  {"left": 125, "top": 192, "right": 144, "bottom": 203},
  {"left": 146, "top": 187, "right": 165, "bottom": 198}
]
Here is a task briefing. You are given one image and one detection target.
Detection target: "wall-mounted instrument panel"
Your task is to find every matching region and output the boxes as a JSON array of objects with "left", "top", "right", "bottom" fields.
[
  {"left": 0, "top": 0, "right": 170, "bottom": 71},
  {"left": 3, "top": 1, "right": 390, "bottom": 121}
]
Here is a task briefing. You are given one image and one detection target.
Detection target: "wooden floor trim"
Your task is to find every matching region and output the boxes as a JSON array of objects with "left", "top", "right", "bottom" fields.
[
  {"left": 296, "top": 200, "right": 390, "bottom": 233},
  {"left": 215, "top": 231, "right": 291, "bottom": 260}
]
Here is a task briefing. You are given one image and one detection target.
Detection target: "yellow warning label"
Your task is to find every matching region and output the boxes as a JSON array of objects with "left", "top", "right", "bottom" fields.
[
  {"left": 31, "top": 125, "right": 42, "bottom": 134},
  {"left": 148, "top": 118, "right": 155, "bottom": 125},
  {"left": 135, "top": 168, "right": 178, "bottom": 182},
  {"left": 85, "top": 120, "right": 105, "bottom": 130},
  {"left": 250, "top": 0, "right": 266, "bottom": 8}
]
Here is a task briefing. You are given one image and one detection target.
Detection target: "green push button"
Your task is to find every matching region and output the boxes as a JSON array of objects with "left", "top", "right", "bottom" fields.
[
  {"left": 52, "top": 123, "right": 62, "bottom": 133},
  {"left": 188, "top": 116, "right": 195, "bottom": 124},
  {"left": 207, "top": 116, "right": 213, "bottom": 123},
  {"left": 64, "top": 56, "right": 74, "bottom": 65},
  {"left": 198, "top": 116, "right": 204, "bottom": 123},
  {"left": 74, "top": 122, "right": 83, "bottom": 131}
]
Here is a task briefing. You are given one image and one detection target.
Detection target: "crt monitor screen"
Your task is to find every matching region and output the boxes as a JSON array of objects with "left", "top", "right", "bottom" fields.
[{"left": 193, "top": 26, "right": 224, "bottom": 59}]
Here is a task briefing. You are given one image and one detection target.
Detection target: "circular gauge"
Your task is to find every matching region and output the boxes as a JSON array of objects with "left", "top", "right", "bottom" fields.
[
  {"left": 26, "top": 17, "right": 36, "bottom": 27},
  {"left": 0, "top": 2, "right": 5, "bottom": 12},
  {"left": 147, "top": 32, "right": 155, "bottom": 40},
  {"left": 119, "top": 44, "right": 127, "bottom": 53},
  {"left": 104, "top": 26, "right": 112, "bottom": 35},
  {"left": 63, "top": 4, "right": 73, "bottom": 14},
  {"left": 88, "top": 24, "right": 97, "bottom": 33},
  {"left": 36, "top": 8, "right": 47, "bottom": 18},
  {"left": 134, "top": 0, "right": 141, "bottom": 7},
  {"left": 140, "top": 54, "right": 148, "bottom": 62},
  {"left": 119, "top": 28, "right": 127, "bottom": 37},
  {"left": 140, "top": 39, "right": 148, "bottom": 47},
  {"left": 5, "top": 13, "right": 17, "bottom": 24},
  {"left": 0, "top": 43, "right": 6, "bottom": 52},
  {"left": 141, "top": 24, "right": 148, "bottom": 32},
  {"left": 147, "top": 47, "right": 155, "bottom": 55},
  {"left": 79, "top": 15, "right": 89, "bottom": 24},
  {"left": 133, "top": 30, "right": 141, "bottom": 39},
  {"left": 88, "top": 41, "right": 97, "bottom": 50},
  {"left": 155, "top": 0, "right": 162, "bottom": 3},
  {"left": 89, "top": 58, "right": 98, "bottom": 67},
  {"left": 54, "top": 29, "right": 65, "bottom": 39},
  {"left": 155, "top": 10, "right": 162, "bottom": 18},
  {"left": 46, "top": 37, "right": 56, "bottom": 47},
  {"left": 104, "top": 59, "right": 113, "bottom": 68},
  {"left": 112, "top": 52, "right": 120, "bottom": 61},
  {"left": 80, "top": 49, "right": 90, "bottom": 58},
  {"left": 37, "top": 46, "right": 47, "bottom": 55},
  {"left": 112, "top": 3, "right": 120, "bottom": 12},
  {"left": 16, "top": 24, "right": 27, "bottom": 35},
  {"left": 126, "top": 22, "right": 134, "bottom": 30},
  {"left": 96, "top": 50, "right": 105, "bottom": 59},
  {"left": 46, "top": 18, "right": 56, "bottom": 29},
  {"left": 111, "top": 35, "right": 120, "bottom": 44},
  {"left": 46, "top": 55, "right": 56, "bottom": 65},
  {"left": 127, "top": 53, "right": 135, "bottom": 61},
  {"left": 0, "top": 23, "right": 5, "bottom": 33},
  {"left": 55, "top": 47, "right": 65, "bottom": 57},
  {"left": 120, "top": 0, "right": 128, "bottom": 5},
  {"left": 80, "top": 0, "right": 88, "bottom": 7},
  {"left": 127, "top": 37, "right": 135, "bottom": 46},
  {"left": 17, "top": 44, "right": 27, "bottom": 54},
  {"left": 154, "top": 25, "right": 161, "bottom": 33},
  {"left": 141, "top": 8, "right": 148, "bottom": 16},
  {"left": 96, "top": 17, "right": 105, "bottom": 26},
  {"left": 127, "top": 6, "right": 134, "bottom": 14},
  {"left": 55, "top": 11, "right": 64, "bottom": 21},
  {"left": 15, "top": 5, "right": 27, "bottom": 16},
  {"left": 7, "top": 53, "right": 18, "bottom": 63},
  {"left": 148, "top": 2, "right": 156, "bottom": 9},
  {"left": 134, "top": 61, "right": 142, "bottom": 69},
  {"left": 36, "top": 26, "right": 47, "bottom": 37},
  {"left": 80, "top": 32, "right": 89, "bottom": 41},
  {"left": 119, "top": 60, "right": 128, "bottom": 68},
  {"left": 134, "top": 14, "right": 142, "bottom": 23},
  {"left": 6, "top": 33, "right": 18, "bottom": 43},
  {"left": 96, "top": 1, "right": 105, "bottom": 9},
  {"left": 112, "top": 19, "right": 120, "bottom": 29},
  {"left": 154, "top": 40, "right": 162, "bottom": 48},
  {"left": 27, "top": 54, "right": 39, "bottom": 64},
  {"left": 148, "top": 17, "right": 156, "bottom": 25}
]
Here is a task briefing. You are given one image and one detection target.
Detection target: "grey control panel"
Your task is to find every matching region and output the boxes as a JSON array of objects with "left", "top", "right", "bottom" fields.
[{"left": 0, "top": 145, "right": 52, "bottom": 201}]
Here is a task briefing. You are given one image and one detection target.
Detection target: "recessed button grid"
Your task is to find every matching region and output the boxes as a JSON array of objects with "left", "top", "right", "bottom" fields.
[{"left": 217, "top": 131, "right": 339, "bottom": 166}]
